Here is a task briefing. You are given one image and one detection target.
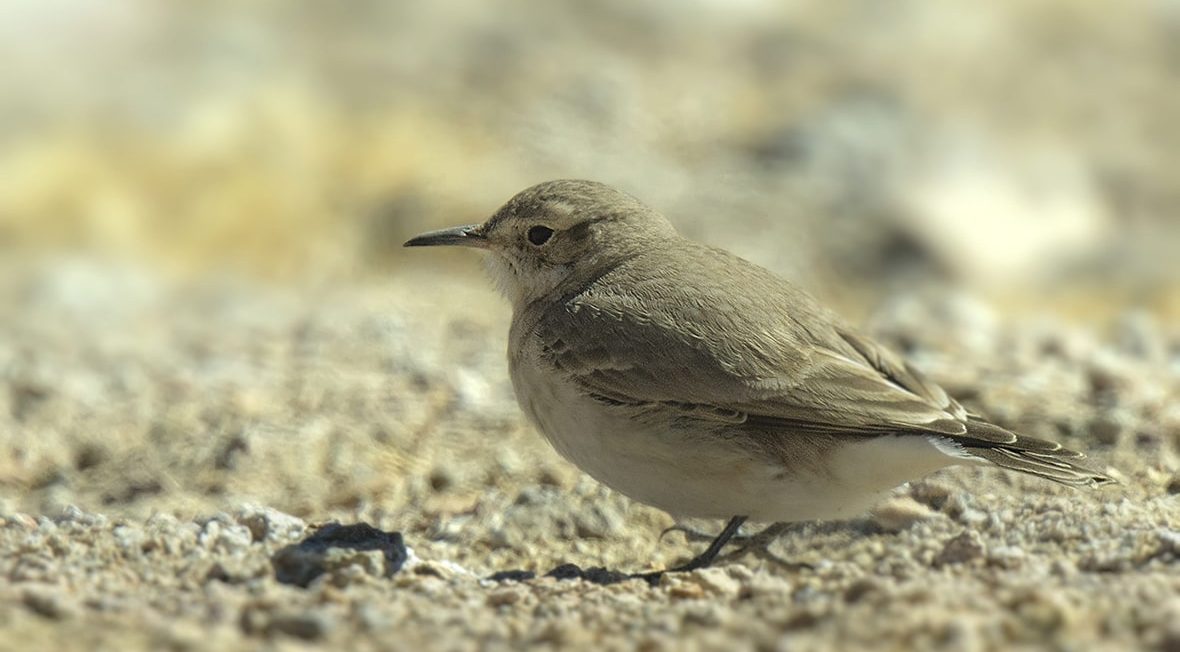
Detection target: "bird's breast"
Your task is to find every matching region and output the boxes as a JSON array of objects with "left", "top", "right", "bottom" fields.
[
  {"left": 506, "top": 341, "right": 830, "bottom": 520},
  {"left": 505, "top": 325, "right": 963, "bottom": 522}
]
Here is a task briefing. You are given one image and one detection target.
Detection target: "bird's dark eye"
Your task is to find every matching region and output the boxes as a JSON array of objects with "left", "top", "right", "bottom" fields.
[{"left": 527, "top": 225, "right": 554, "bottom": 246}]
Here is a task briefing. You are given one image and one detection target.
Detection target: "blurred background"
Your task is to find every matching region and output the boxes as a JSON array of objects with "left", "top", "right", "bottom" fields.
[
  {"left": 0, "top": 0, "right": 1177, "bottom": 524},
  {"left": 2, "top": 0, "right": 1178, "bottom": 308}
]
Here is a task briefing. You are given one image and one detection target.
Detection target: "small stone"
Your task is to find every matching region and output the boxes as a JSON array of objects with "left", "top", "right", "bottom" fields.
[
  {"left": 573, "top": 504, "right": 625, "bottom": 539},
  {"left": 486, "top": 587, "right": 527, "bottom": 607},
  {"left": 872, "top": 496, "right": 936, "bottom": 532},
  {"left": 1112, "top": 311, "right": 1165, "bottom": 360},
  {"left": 273, "top": 522, "right": 407, "bottom": 587},
  {"left": 987, "top": 545, "right": 1026, "bottom": 569},
  {"left": 1158, "top": 529, "right": 1180, "bottom": 556},
  {"left": 56, "top": 505, "right": 107, "bottom": 527},
  {"left": 1049, "top": 559, "right": 1077, "bottom": 577},
  {"left": 691, "top": 567, "right": 741, "bottom": 598},
  {"left": 1009, "top": 590, "right": 1069, "bottom": 634},
  {"left": 1159, "top": 626, "right": 1180, "bottom": 652},
  {"left": 1090, "top": 411, "right": 1128, "bottom": 446},
  {"left": 198, "top": 516, "right": 253, "bottom": 553},
  {"left": 667, "top": 579, "right": 705, "bottom": 599},
  {"left": 934, "top": 531, "right": 985, "bottom": 567},
  {"left": 682, "top": 603, "right": 726, "bottom": 627},
  {"left": 1086, "top": 354, "right": 1133, "bottom": 404},
  {"left": 236, "top": 505, "right": 306, "bottom": 543},
  {"left": 428, "top": 466, "right": 455, "bottom": 492},
  {"left": 844, "top": 577, "right": 886, "bottom": 603},
  {"left": 536, "top": 464, "right": 575, "bottom": 488},
  {"left": 267, "top": 611, "right": 336, "bottom": 641},
  {"left": 909, "top": 480, "right": 955, "bottom": 510},
  {"left": 411, "top": 559, "right": 468, "bottom": 580},
  {"left": 4, "top": 513, "right": 38, "bottom": 530},
  {"left": 324, "top": 549, "right": 387, "bottom": 577},
  {"left": 145, "top": 512, "right": 180, "bottom": 530},
  {"left": 744, "top": 573, "right": 793, "bottom": 598},
  {"left": 205, "top": 559, "right": 264, "bottom": 585},
  {"left": 1136, "top": 430, "right": 1164, "bottom": 452},
  {"left": 22, "top": 586, "right": 78, "bottom": 620}
]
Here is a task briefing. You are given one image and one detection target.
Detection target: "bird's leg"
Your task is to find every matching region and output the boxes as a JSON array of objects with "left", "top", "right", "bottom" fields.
[
  {"left": 716, "top": 521, "right": 814, "bottom": 570},
  {"left": 660, "top": 521, "right": 757, "bottom": 545},
  {"left": 720, "top": 521, "right": 792, "bottom": 559},
  {"left": 634, "top": 515, "right": 747, "bottom": 585},
  {"left": 669, "top": 515, "right": 748, "bottom": 572},
  {"left": 722, "top": 520, "right": 853, "bottom": 572}
]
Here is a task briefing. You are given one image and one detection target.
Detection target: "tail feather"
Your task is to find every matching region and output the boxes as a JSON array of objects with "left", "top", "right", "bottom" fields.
[{"left": 954, "top": 419, "right": 1114, "bottom": 488}]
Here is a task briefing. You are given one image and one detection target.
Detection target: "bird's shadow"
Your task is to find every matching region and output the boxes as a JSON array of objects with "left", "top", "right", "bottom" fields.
[{"left": 487, "top": 519, "right": 868, "bottom": 585}]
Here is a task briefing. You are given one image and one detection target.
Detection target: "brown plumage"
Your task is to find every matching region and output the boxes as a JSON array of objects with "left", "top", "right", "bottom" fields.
[
  {"left": 407, "top": 179, "right": 1112, "bottom": 534},
  {"left": 525, "top": 220, "right": 1110, "bottom": 489}
]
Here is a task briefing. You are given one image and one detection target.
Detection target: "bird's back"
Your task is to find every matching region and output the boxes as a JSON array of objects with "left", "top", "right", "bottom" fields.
[{"left": 516, "top": 234, "right": 1112, "bottom": 489}]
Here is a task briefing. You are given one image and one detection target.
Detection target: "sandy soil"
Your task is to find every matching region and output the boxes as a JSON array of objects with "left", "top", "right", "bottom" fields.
[
  {"left": 0, "top": 261, "right": 1176, "bottom": 651},
  {"left": 3, "top": 2, "right": 1180, "bottom": 649}
]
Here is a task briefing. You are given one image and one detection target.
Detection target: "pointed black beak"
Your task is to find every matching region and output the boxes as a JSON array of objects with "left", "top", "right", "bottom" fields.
[{"left": 403, "top": 224, "right": 487, "bottom": 249}]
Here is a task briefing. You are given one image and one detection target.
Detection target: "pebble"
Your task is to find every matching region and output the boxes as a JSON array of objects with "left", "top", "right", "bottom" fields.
[
  {"left": 843, "top": 577, "right": 887, "bottom": 604},
  {"left": 205, "top": 559, "right": 265, "bottom": 585},
  {"left": 908, "top": 480, "right": 955, "bottom": 510},
  {"left": 1157, "top": 529, "right": 1180, "bottom": 557},
  {"left": 988, "top": 545, "right": 1026, "bottom": 569},
  {"left": 743, "top": 573, "right": 793, "bottom": 599},
  {"left": 22, "top": 585, "right": 79, "bottom": 620},
  {"left": 267, "top": 611, "right": 337, "bottom": 641},
  {"left": 272, "top": 522, "right": 407, "bottom": 587},
  {"left": 0, "top": 264, "right": 1176, "bottom": 651},
  {"left": 1086, "top": 353, "right": 1135, "bottom": 404},
  {"left": 573, "top": 504, "right": 625, "bottom": 539},
  {"left": 4, "top": 513, "right": 38, "bottom": 530},
  {"left": 411, "top": 559, "right": 470, "bottom": 580},
  {"left": 235, "top": 505, "right": 306, "bottom": 543},
  {"left": 486, "top": 587, "right": 528, "bottom": 607},
  {"left": 691, "top": 567, "right": 742, "bottom": 598},
  {"left": 1112, "top": 311, "right": 1165, "bottom": 361},
  {"left": 198, "top": 517, "right": 253, "bottom": 553},
  {"left": 667, "top": 580, "right": 705, "bottom": 600},
  {"left": 55, "top": 505, "right": 107, "bottom": 528},
  {"left": 934, "top": 531, "right": 986, "bottom": 567},
  {"left": 1090, "top": 411, "right": 1129, "bottom": 446},
  {"left": 872, "top": 496, "right": 937, "bottom": 532},
  {"left": 943, "top": 493, "right": 973, "bottom": 520}
]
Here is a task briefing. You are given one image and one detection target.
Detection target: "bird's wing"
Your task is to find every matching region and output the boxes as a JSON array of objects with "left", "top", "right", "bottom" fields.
[
  {"left": 531, "top": 253, "right": 1111, "bottom": 487},
  {"left": 533, "top": 277, "right": 970, "bottom": 439}
]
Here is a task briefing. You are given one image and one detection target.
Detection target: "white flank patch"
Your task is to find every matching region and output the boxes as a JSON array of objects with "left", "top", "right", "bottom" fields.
[{"left": 927, "top": 435, "right": 986, "bottom": 463}]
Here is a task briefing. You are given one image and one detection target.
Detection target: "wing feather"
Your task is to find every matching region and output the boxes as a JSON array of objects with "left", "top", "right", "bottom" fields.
[{"left": 524, "top": 242, "right": 1112, "bottom": 486}]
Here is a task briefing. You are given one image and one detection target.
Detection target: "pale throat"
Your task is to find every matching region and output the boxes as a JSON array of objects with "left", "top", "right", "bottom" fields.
[{"left": 482, "top": 253, "right": 571, "bottom": 308}]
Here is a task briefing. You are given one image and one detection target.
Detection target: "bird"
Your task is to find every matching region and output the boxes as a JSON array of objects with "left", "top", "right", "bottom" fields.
[{"left": 404, "top": 179, "right": 1113, "bottom": 579}]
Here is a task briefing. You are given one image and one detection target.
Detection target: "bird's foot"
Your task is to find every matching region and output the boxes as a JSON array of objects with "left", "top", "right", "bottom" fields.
[
  {"left": 488, "top": 516, "right": 822, "bottom": 587},
  {"left": 715, "top": 521, "right": 817, "bottom": 571},
  {"left": 660, "top": 523, "right": 755, "bottom": 545}
]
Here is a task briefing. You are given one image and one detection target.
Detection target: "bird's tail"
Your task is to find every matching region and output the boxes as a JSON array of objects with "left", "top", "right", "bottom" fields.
[{"left": 958, "top": 419, "right": 1115, "bottom": 488}]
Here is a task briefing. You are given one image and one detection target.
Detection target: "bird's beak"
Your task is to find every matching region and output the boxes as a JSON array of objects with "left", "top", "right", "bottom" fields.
[{"left": 403, "top": 224, "right": 488, "bottom": 249}]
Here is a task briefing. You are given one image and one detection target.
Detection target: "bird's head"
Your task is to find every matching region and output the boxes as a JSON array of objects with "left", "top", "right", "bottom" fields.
[{"left": 404, "top": 179, "right": 676, "bottom": 306}]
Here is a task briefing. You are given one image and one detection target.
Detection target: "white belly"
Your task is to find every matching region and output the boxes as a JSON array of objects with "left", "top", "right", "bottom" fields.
[{"left": 510, "top": 357, "right": 964, "bottom": 523}]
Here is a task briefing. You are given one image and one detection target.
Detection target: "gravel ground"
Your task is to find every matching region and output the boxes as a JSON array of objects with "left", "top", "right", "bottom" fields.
[
  {"left": 4, "top": 2, "right": 1179, "bottom": 649},
  {"left": 0, "top": 260, "right": 1177, "bottom": 651}
]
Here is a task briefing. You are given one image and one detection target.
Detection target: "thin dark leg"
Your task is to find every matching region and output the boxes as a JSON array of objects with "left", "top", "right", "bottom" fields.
[
  {"left": 634, "top": 515, "right": 747, "bottom": 584},
  {"left": 669, "top": 515, "right": 748, "bottom": 572}
]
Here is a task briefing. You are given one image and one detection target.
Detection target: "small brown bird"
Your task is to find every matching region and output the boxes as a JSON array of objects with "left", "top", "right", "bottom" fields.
[{"left": 405, "top": 179, "right": 1112, "bottom": 578}]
